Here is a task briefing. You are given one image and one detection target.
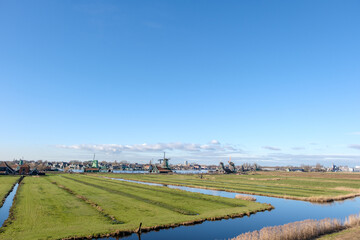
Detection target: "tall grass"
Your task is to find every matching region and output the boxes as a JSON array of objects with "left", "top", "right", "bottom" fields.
[
  {"left": 232, "top": 213, "right": 360, "bottom": 240},
  {"left": 235, "top": 194, "right": 256, "bottom": 201}
]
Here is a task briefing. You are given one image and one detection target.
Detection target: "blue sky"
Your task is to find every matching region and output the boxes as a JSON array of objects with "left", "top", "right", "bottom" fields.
[{"left": 1, "top": 0, "right": 360, "bottom": 166}]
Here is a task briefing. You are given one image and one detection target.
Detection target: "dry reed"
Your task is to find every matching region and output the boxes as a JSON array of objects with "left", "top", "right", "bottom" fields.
[
  {"left": 344, "top": 213, "right": 360, "bottom": 228},
  {"left": 232, "top": 213, "right": 360, "bottom": 240},
  {"left": 235, "top": 194, "right": 256, "bottom": 201},
  {"left": 232, "top": 218, "right": 344, "bottom": 240}
]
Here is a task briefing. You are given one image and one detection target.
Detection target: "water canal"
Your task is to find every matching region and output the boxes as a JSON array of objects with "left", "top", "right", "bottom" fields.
[
  {"left": 0, "top": 183, "right": 19, "bottom": 228},
  {"left": 101, "top": 177, "right": 360, "bottom": 240}
]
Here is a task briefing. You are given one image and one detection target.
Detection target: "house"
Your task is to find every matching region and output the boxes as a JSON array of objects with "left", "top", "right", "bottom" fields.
[
  {"left": 84, "top": 157, "right": 100, "bottom": 172},
  {"left": 84, "top": 167, "right": 99, "bottom": 173},
  {"left": 19, "top": 164, "right": 31, "bottom": 175},
  {"left": 15, "top": 161, "right": 45, "bottom": 175},
  {"left": 0, "top": 162, "right": 15, "bottom": 175},
  {"left": 151, "top": 165, "right": 172, "bottom": 174},
  {"left": 30, "top": 168, "right": 45, "bottom": 175}
]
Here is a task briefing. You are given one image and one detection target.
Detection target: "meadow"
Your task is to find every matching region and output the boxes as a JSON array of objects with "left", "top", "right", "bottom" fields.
[
  {"left": 0, "top": 174, "right": 270, "bottom": 240},
  {"left": 0, "top": 176, "right": 20, "bottom": 208},
  {"left": 99, "top": 172, "right": 360, "bottom": 202}
]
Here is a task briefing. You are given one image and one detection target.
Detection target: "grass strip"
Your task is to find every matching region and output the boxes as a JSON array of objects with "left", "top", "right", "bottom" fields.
[
  {"left": 89, "top": 175, "right": 246, "bottom": 207},
  {"left": 50, "top": 180, "right": 123, "bottom": 224},
  {"left": 62, "top": 176, "right": 199, "bottom": 215},
  {"left": 107, "top": 174, "right": 356, "bottom": 202}
]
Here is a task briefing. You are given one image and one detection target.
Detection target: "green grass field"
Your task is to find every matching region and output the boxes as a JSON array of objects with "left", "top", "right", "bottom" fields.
[
  {"left": 0, "top": 176, "right": 20, "bottom": 207},
  {"left": 98, "top": 172, "right": 360, "bottom": 201},
  {"left": 0, "top": 174, "right": 269, "bottom": 240}
]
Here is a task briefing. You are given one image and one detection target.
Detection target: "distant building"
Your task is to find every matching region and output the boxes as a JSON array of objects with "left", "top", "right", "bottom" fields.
[
  {"left": 19, "top": 164, "right": 31, "bottom": 175},
  {"left": 150, "top": 153, "right": 172, "bottom": 174},
  {"left": 0, "top": 162, "right": 15, "bottom": 175},
  {"left": 84, "top": 167, "right": 100, "bottom": 173},
  {"left": 1, "top": 160, "right": 44, "bottom": 175},
  {"left": 84, "top": 155, "right": 100, "bottom": 173}
]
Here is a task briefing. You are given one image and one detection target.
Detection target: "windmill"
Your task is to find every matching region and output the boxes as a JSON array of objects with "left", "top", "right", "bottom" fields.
[
  {"left": 158, "top": 152, "right": 170, "bottom": 168},
  {"left": 92, "top": 153, "right": 99, "bottom": 168}
]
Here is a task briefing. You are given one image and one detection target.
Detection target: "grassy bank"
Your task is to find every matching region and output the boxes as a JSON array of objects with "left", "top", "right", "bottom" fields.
[
  {"left": 317, "top": 214, "right": 360, "bottom": 240},
  {"left": 0, "top": 176, "right": 20, "bottom": 208},
  {"left": 0, "top": 174, "right": 271, "bottom": 240},
  {"left": 97, "top": 172, "right": 360, "bottom": 202},
  {"left": 316, "top": 227, "right": 360, "bottom": 240}
]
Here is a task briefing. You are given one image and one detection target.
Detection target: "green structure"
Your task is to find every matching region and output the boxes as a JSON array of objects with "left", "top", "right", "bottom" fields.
[
  {"left": 92, "top": 159, "right": 99, "bottom": 168},
  {"left": 84, "top": 154, "right": 100, "bottom": 173}
]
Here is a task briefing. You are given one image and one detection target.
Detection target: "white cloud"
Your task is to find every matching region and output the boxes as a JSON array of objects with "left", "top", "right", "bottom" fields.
[
  {"left": 349, "top": 144, "right": 360, "bottom": 150},
  {"left": 292, "top": 147, "right": 305, "bottom": 150},
  {"left": 57, "top": 141, "right": 240, "bottom": 154},
  {"left": 262, "top": 146, "right": 281, "bottom": 151},
  {"left": 210, "top": 140, "right": 220, "bottom": 145},
  {"left": 53, "top": 143, "right": 360, "bottom": 166}
]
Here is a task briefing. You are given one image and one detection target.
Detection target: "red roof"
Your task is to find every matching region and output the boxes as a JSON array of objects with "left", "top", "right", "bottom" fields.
[{"left": 156, "top": 167, "right": 172, "bottom": 173}]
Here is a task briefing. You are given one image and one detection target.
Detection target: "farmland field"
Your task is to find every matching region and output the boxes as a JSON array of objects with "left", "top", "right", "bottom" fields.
[
  {"left": 98, "top": 172, "right": 360, "bottom": 202},
  {"left": 0, "top": 176, "right": 20, "bottom": 207},
  {"left": 0, "top": 174, "right": 270, "bottom": 240}
]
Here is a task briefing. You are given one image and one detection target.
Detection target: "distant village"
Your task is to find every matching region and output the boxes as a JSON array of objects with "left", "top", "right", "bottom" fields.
[{"left": 1, "top": 154, "right": 360, "bottom": 175}]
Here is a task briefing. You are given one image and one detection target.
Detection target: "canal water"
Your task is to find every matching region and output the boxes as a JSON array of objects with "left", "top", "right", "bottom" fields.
[
  {"left": 0, "top": 183, "right": 19, "bottom": 228},
  {"left": 101, "top": 178, "right": 360, "bottom": 240}
]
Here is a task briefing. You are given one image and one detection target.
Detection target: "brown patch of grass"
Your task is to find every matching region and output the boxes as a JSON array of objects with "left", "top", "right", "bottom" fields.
[
  {"left": 333, "top": 187, "right": 360, "bottom": 193},
  {"left": 258, "top": 171, "right": 360, "bottom": 180},
  {"left": 235, "top": 195, "right": 256, "bottom": 201},
  {"left": 249, "top": 178, "right": 281, "bottom": 181},
  {"left": 305, "top": 193, "right": 360, "bottom": 203}
]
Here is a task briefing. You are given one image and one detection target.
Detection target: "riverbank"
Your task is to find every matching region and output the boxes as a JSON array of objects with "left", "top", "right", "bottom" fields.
[
  {"left": 0, "top": 175, "right": 271, "bottom": 240},
  {"left": 317, "top": 220, "right": 360, "bottom": 240},
  {"left": 0, "top": 176, "right": 20, "bottom": 208},
  {"left": 232, "top": 213, "right": 360, "bottom": 240},
  {"left": 96, "top": 172, "right": 360, "bottom": 202}
]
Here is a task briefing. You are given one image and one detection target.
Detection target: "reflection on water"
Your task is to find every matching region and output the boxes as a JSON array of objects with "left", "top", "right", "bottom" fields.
[
  {"left": 0, "top": 183, "right": 19, "bottom": 228},
  {"left": 99, "top": 178, "right": 360, "bottom": 240}
]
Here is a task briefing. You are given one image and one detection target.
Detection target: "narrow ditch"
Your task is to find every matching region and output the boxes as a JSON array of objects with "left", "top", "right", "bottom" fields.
[{"left": 0, "top": 176, "right": 24, "bottom": 228}]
